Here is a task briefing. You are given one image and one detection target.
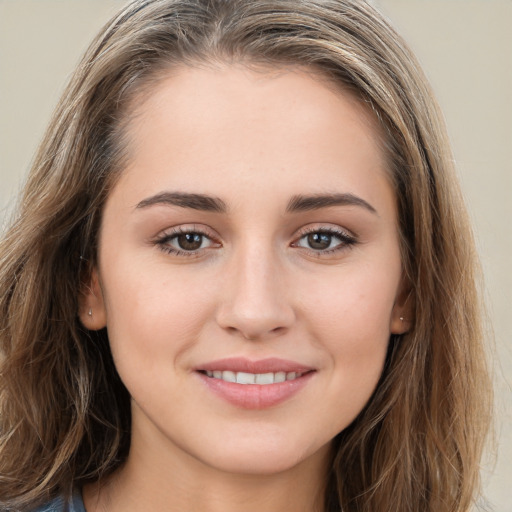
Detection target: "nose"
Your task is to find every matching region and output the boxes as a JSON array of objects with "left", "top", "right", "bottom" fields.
[{"left": 215, "top": 244, "right": 295, "bottom": 340}]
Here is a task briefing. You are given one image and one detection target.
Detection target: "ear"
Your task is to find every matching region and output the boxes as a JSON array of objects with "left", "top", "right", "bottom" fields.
[
  {"left": 390, "top": 276, "right": 414, "bottom": 335},
  {"left": 78, "top": 267, "right": 107, "bottom": 330}
]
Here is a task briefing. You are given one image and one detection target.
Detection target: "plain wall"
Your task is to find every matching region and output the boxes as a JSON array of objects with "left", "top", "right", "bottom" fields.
[{"left": 1, "top": 0, "right": 510, "bottom": 509}]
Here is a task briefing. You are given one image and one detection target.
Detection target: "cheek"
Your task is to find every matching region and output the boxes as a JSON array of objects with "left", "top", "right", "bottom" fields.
[
  {"left": 100, "top": 258, "right": 214, "bottom": 369},
  {"left": 305, "top": 263, "right": 398, "bottom": 338},
  {"left": 301, "top": 261, "right": 399, "bottom": 399}
]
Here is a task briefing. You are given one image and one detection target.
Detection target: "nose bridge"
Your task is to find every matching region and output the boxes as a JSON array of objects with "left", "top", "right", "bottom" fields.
[{"left": 216, "top": 238, "right": 294, "bottom": 339}]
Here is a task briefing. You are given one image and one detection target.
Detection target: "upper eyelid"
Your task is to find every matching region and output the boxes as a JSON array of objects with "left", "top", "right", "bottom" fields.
[
  {"left": 154, "top": 223, "right": 355, "bottom": 238},
  {"left": 294, "top": 223, "right": 356, "bottom": 239},
  {"left": 155, "top": 224, "right": 218, "bottom": 239}
]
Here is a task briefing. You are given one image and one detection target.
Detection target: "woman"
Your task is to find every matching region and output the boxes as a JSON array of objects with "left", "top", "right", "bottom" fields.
[{"left": 0, "top": 0, "right": 491, "bottom": 511}]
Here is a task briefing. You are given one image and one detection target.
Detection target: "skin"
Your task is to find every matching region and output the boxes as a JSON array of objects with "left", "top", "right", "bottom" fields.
[{"left": 80, "top": 64, "right": 410, "bottom": 512}]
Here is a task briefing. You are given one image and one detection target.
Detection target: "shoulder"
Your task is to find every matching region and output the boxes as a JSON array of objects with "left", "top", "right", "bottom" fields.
[{"left": 30, "top": 491, "right": 85, "bottom": 512}]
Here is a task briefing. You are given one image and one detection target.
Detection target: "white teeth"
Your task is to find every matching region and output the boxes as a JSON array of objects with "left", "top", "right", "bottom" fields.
[
  {"left": 255, "top": 372, "right": 274, "bottom": 385},
  {"left": 274, "top": 371, "right": 286, "bottom": 383},
  {"left": 223, "top": 370, "right": 236, "bottom": 383},
  {"left": 204, "top": 370, "right": 304, "bottom": 384},
  {"left": 236, "top": 372, "right": 256, "bottom": 384}
]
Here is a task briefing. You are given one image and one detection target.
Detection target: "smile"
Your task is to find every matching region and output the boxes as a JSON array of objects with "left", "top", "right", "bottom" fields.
[
  {"left": 202, "top": 370, "right": 306, "bottom": 385},
  {"left": 196, "top": 357, "right": 315, "bottom": 409}
]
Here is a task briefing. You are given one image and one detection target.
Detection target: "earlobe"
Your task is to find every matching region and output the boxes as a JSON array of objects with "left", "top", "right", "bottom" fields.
[
  {"left": 390, "top": 279, "right": 414, "bottom": 335},
  {"left": 78, "top": 268, "right": 107, "bottom": 330},
  {"left": 390, "top": 307, "right": 412, "bottom": 334}
]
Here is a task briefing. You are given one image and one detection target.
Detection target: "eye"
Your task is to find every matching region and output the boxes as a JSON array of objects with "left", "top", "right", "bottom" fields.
[
  {"left": 293, "top": 227, "right": 357, "bottom": 254},
  {"left": 172, "top": 232, "right": 209, "bottom": 251},
  {"left": 300, "top": 232, "right": 337, "bottom": 251},
  {"left": 155, "top": 227, "right": 220, "bottom": 256}
]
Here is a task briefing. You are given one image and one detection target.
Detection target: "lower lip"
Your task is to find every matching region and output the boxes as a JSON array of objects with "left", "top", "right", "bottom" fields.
[{"left": 197, "top": 372, "right": 315, "bottom": 410}]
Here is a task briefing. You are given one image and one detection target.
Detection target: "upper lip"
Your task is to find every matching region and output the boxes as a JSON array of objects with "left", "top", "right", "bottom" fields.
[{"left": 196, "top": 357, "right": 314, "bottom": 374}]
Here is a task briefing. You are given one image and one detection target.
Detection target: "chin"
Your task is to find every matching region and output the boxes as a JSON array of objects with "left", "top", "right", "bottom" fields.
[{"left": 197, "top": 435, "right": 331, "bottom": 476}]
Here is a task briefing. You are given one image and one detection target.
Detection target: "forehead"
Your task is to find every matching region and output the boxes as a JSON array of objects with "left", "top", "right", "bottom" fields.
[
  {"left": 126, "top": 62, "right": 383, "bottom": 148},
  {"left": 111, "top": 63, "right": 393, "bottom": 213}
]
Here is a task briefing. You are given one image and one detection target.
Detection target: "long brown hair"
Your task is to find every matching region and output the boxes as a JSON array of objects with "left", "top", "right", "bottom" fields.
[{"left": 0, "top": 1, "right": 491, "bottom": 510}]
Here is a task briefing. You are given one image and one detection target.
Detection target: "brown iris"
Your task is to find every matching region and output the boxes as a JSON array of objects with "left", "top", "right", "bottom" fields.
[
  {"left": 307, "top": 232, "right": 332, "bottom": 250},
  {"left": 176, "top": 233, "right": 203, "bottom": 251}
]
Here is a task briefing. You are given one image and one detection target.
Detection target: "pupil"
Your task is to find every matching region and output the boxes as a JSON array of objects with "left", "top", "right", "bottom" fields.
[
  {"left": 308, "top": 232, "right": 331, "bottom": 250},
  {"left": 178, "top": 233, "right": 202, "bottom": 250}
]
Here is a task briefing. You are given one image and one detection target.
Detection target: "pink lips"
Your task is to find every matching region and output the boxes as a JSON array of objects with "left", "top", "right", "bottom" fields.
[{"left": 195, "top": 357, "right": 315, "bottom": 410}]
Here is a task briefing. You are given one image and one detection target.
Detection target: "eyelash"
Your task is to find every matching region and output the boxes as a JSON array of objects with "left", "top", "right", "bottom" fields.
[
  {"left": 292, "top": 226, "right": 358, "bottom": 256},
  {"left": 154, "top": 225, "right": 357, "bottom": 258},
  {"left": 154, "top": 226, "right": 220, "bottom": 257}
]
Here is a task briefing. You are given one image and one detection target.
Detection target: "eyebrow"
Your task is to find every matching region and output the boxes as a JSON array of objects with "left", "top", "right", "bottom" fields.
[
  {"left": 286, "top": 193, "right": 378, "bottom": 215},
  {"left": 135, "top": 191, "right": 377, "bottom": 216},
  {"left": 136, "top": 192, "right": 227, "bottom": 213}
]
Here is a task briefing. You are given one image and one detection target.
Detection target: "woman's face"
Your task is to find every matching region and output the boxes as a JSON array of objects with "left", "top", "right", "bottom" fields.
[{"left": 82, "top": 64, "right": 409, "bottom": 476}]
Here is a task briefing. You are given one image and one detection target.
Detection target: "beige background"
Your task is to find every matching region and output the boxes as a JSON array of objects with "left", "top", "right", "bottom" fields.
[{"left": 0, "top": 0, "right": 510, "bottom": 509}]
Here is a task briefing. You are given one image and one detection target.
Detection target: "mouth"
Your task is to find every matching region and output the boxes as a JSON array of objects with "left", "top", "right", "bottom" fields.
[{"left": 195, "top": 357, "right": 315, "bottom": 409}]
